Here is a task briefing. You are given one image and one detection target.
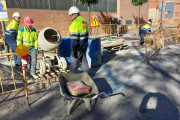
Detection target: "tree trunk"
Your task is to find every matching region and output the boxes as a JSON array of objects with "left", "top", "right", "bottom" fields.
[
  {"left": 88, "top": 2, "right": 90, "bottom": 27},
  {"left": 138, "top": 5, "right": 140, "bottom": 27},
  {"left": 137, "top": 5, "right": 140, "bottom": 35}
]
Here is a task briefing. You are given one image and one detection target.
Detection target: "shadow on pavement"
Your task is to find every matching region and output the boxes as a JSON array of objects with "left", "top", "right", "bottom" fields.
[
  {"left": 139, "top": 92, "right": 179, "bottom": 120},
  {"left": 93, "top": 77, "right": 112, "bottom": 93},
  {"left": 89, "top": 49, "right": 116, "bottom": 78}
]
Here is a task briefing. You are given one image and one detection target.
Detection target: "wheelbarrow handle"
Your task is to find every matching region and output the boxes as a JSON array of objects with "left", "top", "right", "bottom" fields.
[
  {"left": 64, "top": 94, "right": 86, "bottom": 100},
  {"left": 91, "top": 92, "right": 109, "bottom": 100},
  {"left": 64, "top": 92, "right": 109, "bottom": 100}
]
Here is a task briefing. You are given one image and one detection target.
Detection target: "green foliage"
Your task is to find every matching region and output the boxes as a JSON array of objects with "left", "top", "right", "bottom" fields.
[
  {"left": 131, "top": 0, "right": 148, "bottom": 6},
  {"left": 75, "top": 0, "right": 99, "bottom": 5}
]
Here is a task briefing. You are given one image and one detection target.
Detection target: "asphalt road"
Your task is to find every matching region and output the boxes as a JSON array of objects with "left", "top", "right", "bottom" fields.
[{"left": 1, "top": 43, "right": 180, "bottom": 120}]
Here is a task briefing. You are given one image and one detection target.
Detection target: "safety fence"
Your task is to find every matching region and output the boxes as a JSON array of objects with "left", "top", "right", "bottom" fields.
[
  {"left": 0, "top": 35, "right": 10, "bottom": 62},
  {"left": 88, "top": 21, "right": 165, "bottom": 38},
  {"left": 0, "top": 52, "right": 29, "bottom": 105},
  {"left": 145, "top": 24, "right": 180, "bottom": 65},
  {"left": 145, "top": 29, "right": 164, "bottom": 65},
  {"left": 89, "top": 24, "right": 128, "bottom": 38},
  {"left": 0, "top": 34, "right": 29, "bottom": 105}
]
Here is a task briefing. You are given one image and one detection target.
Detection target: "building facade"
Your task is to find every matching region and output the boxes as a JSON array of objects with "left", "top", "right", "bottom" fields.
[
  {"left": 1, "top": 0, "right": 150, "bottom": 37},
  {"left": 148, "top": 0, "right": 180, "bottom": 25}
]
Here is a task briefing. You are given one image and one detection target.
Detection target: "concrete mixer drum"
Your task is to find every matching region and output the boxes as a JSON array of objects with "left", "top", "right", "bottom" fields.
[{"left": 38, "top": 27, "right": 62, "bottom": 51}]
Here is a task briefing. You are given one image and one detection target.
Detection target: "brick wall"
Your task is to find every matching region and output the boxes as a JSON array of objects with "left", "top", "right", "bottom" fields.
[
  {"left": 149, "top": 0, "right": 180, "bottom": 25},
  {"left": 0, "top": 8, "right": 116, "bottom": 37},
  {"left": 118, "top": 0, "right": 149, "bottom": 26}
]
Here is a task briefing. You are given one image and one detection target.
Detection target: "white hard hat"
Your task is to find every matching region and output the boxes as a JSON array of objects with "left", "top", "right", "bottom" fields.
[
  {"left": 147, "top": 19, "right": 152, "bottom": 24},
  {"left": 69, "top": 6, "right": 80, "bottom": 15},
  {"left": 13, "top": 12, "right": 21, "bottom": 17},
  {"left": 147, "top": 21, "right": 151, "bottom": 24}
]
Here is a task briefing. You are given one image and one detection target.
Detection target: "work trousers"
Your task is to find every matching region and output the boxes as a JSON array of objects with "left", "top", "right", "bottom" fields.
[
  {"left": 139, "top": 33, "right": 146, "bottom": 44},
  {"left": 70, "top": 51, "right": 89, "bottom": 74},
  {"left": 28, "top": 47, "right": 37, "bottom": 75},
  {"left": 119, "top": 26, "right": 122, "bottom": 34},
  {"left": 5, "top": 37, "right": 21, "bottom": 66}
]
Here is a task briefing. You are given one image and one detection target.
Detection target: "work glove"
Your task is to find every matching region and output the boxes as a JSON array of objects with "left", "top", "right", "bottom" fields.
[{"left": 34, "top": 47, "right": 38, "bottom": 50}]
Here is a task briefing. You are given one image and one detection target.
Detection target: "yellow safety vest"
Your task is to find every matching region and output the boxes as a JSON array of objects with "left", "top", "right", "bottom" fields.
[
  {"left": 69, "top": 16, "right": 89, "bottom": 51},
  {"left": 17, "top": 26, "right": 38, "bottom": 48}
]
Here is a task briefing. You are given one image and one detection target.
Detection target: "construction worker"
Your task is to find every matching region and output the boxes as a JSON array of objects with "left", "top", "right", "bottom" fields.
[
  {"left": 117, "top": 16, "right": 123, "bottom": 35},
  {"left": 68, "top": 6, "right": 89, "bottom": 74},
  {"left": 4, "top": 12, "right": 21, "bottom": 68},
  {"left": 17, "top": 17, "right": 38, "bottom": 79},
  {"left": 139, "top": 19, "right": 152, "bottom": 45}
]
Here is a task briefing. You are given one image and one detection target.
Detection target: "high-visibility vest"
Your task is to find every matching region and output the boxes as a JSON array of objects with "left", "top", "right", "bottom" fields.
[
  {"left": 5, "top": 19, "right": 19, "bottom": 36},
  {"left": 140, "top": 24, "right": 151, "bottom": 33},
  {"left": 17, "top": 26, "right": 38, "bottom": 48},
  {"left": 69, "top": 16, "right": 89, "bottom": 51}
]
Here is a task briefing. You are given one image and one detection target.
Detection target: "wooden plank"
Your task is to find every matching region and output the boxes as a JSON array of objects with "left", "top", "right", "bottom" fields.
[
  {"left": 44, "top": 73, "right": 52, "bottom": 79},
  {"left": 123, "top": 46, "right": 129, "bottom": 50},
  {"left": 52, "top": 68, "right": 60, "bottom": 73},
  {"left": 37, "top": 73, "right": 45, "bottom": 79},
  {"left": 103, "top": 44, "right": 122, "bottom": 49},
  {"left": 102, "top": 42, "right": 124, "bottom": 48},
  {"left": 112, "top": 46, "right": 122, "bottom": 49},
  {"left": 122, "top": 45, "right": 128, "bottom": 47},
  {"left": 51, "top": 68, "right": 60, "bottom": 76},
  {"left": 49, "top": 70, "right": 57, "bottom": 77},
  {"left": 42, "top": 77, "right": 56, "bottom": 84}
]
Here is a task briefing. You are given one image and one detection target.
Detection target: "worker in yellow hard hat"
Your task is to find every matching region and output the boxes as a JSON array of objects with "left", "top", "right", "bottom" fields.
[
  {"left": 4, "top": 12, "right": 21, "bottom": 69},
  {"left": 17, "top": 16, "right": 38, "bottom": 79},
  {"left": 68, "top": 6, "right": 89, "bottom": 74}
]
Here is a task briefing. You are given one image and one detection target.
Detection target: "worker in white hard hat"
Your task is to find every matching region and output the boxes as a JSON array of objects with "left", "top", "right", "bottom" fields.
[
  {"left": 139, "top": 19, "right": 152, "bottom": 45},
  {"left": 4, "top": 12, "right": 21, "bottom": 69},
  {"left": 68, "top": 6, "right": 89, "bottom": 74}
]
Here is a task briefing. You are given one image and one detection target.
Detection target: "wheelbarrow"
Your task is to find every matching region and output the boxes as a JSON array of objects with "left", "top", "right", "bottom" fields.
[{"left": 58, "top": 72, "right": 109, "bottom": 115}]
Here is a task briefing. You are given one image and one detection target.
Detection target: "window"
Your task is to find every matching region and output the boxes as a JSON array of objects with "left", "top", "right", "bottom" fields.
[
  {"left": 126, "top": 20, "right": 132, "bottom": 25},
  {"left": 164, "top": 2, "right": 174, "bottom": 19}
]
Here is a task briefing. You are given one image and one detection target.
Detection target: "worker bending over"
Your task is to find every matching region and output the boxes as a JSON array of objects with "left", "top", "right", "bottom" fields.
[
  {"left": 68, "top": 6, "right": 89, "bottom": 74},
  {"left": 139, "top": 19, "right": 152, "bottom": 45},
  {"left": 17, "top": 17, "right": 38, "bottom": 79}
]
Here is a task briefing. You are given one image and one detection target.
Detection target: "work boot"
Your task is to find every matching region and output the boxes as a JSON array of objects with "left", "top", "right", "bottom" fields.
[
  {"left": 14, "top": 64, "right": 22, "bottom": 70},
  {"left": 30, "top": 73, "right": 38, "bottom": 79},
  {"left": 140, "top": 41, "right": 145, "bottom": 45}
]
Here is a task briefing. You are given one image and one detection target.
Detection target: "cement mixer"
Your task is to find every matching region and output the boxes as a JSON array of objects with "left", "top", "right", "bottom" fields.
[{"left": 38, "top": 27, "right": 67, "bottom": 75}]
